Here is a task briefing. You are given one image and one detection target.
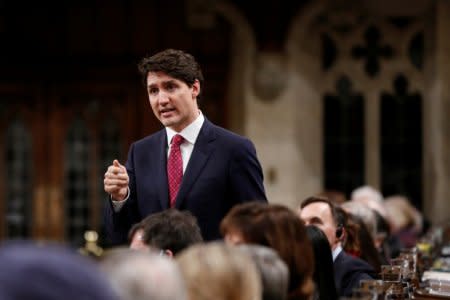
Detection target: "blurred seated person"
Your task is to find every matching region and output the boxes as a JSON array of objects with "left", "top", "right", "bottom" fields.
[
  {"left": 237, "top": 244, "right": 289, "bottom": 300},
  {"left": 373, "top": 209, "right": 402, "bottom": 260},
  {"left": 128, "top": 221, "right": 147, "bottom": 250},
  {"left": 176, "top": 242, "right": 262, "bottom": 300},
  {"left": 100, "top": 248, "right": 186, "bottom": 300},
  {"left": 341, "top": 201, "right": 377, "bottom": 242},
  {"left": 221, "top": 202, "right": 314, "bottom": 300},
  {"left": 341, "top": 202, "right": 384, "bottom": 269},
  {"left": 0, "top": 241, "right": 119, "bottom": 300},
  {"left": 129, "top": 209, "right": 203, "bottom": 257},
  {"left": 384, "top": 195, "right": 424, "bottom": 248},
  {"left": 339, "top": 207, "right": 382, "bottom": 274},
  {"left": 350, "top": 185, "right": 401, "bottom": 260},
  {"left": 298, "top": 196, "right": 376, "bottom": 297},
  {"left": 305, "top": 225, "right": 338, "bottom": 300},
  {"left": 350, "top": 185, "right": 389, "bottom": 222}
]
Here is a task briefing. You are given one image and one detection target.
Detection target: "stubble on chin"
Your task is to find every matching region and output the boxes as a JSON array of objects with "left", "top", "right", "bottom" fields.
[{"left": 160, "top": 116, "right": 177, "bottom": 129}]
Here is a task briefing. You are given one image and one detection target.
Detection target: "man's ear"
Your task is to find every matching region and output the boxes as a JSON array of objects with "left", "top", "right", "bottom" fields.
[
  {"left": 335, "top": 225, "right": 343, "bottom": 239},
  {"left": 192, "top": 79, "right": 200, "bottom": 98},
  {"left": 160, "top": 249, "right": 174, "bottom": 258}
]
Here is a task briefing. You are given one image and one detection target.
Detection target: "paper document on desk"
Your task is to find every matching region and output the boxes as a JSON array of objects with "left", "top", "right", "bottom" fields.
[
  {"left": 423, "top": 271, "right": 450, "bottom": 282},
  {"left": 423, "top": 271, "right": 450, "bottom": 297}
]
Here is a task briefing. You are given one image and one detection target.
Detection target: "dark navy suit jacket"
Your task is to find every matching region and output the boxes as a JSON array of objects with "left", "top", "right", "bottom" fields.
[
  {"left": 334, "top": 250, "right": 376, "bottom": 297},
  {"left": 104, "top": 118, "right": 267, "bottom": 245}
]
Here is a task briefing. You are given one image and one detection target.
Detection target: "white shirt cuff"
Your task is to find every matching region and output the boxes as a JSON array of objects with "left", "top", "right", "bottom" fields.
[{"left": 111, "top": 187, "right": 130, "bottom": 212}]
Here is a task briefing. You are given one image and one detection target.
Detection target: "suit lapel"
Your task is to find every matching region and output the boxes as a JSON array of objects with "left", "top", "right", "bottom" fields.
[
  {"left": 175, "top": 119, "right": 216, "bottom": 208},
  {"left": 155, "top": 131, "right": 170, "bottom": 210}
]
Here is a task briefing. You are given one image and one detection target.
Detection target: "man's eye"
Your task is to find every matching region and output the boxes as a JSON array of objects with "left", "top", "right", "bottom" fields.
[{"left": 310, "top": 219, "right": 322, "bottom": 225}]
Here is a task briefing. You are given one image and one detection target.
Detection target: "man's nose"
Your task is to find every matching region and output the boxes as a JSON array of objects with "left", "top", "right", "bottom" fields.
[{"left": 157, "top": 91, "right": 170, "bottom": 104}]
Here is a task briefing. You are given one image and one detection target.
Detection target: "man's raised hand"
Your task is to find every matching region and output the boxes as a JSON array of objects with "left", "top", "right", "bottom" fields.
[{"left": 104, "top": 159, "right": 129, "bottom": 201}]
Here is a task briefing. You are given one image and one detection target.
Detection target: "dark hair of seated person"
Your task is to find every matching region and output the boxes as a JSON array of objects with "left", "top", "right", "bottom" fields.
[
  {"left": 343, "top": 212, "right": 382, "bottom": 275},
  {"left": 221, "top": 202, "right": 314, "bottom": 300},
  {"left": 354, "top": 214, "right": 382, "bottom": 275},
  {"left": 305, "top": 225, "right": 339, "bottom": 300},
  {"left": 142, "top": 208, "right": 203, "bottom": 255}
]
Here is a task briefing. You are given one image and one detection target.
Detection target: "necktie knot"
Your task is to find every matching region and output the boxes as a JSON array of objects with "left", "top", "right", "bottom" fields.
[{"left": 171, "top": 134, "right": 184, "bottom": 147}]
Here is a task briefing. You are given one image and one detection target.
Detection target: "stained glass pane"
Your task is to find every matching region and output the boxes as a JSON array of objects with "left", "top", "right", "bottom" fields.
[
  {"left": 322, "top": 33, "right": 337, "bottom": 71},
  {"left": 408, "top": 32, "right": 424, "bottom": 70},
  {"left": 5, "top": 118, "right": 32, "bottom": 238},
  {"left": 64, "top": 117, "right": 90, "bottom": 246},
  {"left": 381, "top": 75, "right": 422, "bottom": 209},
  {"left": 324, "top": 76, "right": 365, "bottom": 198}
]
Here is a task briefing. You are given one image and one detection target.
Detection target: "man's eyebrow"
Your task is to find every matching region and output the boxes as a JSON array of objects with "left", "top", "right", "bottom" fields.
[
  {"left": 148, "top": 80, "right": 178, "bottom": 88},
  {"left": 162, "top": 80, "right": 178, "bottom": 85}
]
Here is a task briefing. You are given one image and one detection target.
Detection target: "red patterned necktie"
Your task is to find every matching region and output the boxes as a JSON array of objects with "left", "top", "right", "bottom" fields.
[{"left": 167, "top": 134, "right": 184, "bottom": 207}]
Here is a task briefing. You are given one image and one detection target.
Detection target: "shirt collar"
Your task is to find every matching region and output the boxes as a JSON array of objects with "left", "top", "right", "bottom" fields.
[
  {"left": 166, "top": 111, "right": 205, "bottom": 146},
  {"left": 332, "top": 244, "right": 343, "bottom": 262}
]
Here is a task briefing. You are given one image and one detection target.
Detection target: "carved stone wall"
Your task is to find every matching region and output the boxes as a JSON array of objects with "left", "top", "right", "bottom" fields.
[{"left": 219, "top": 0, "right": 449, "bottom": 220}]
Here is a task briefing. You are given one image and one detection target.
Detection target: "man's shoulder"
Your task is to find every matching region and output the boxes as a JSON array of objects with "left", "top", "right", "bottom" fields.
[
  {"left": 205, "top": 120, "right": 252, "bottom": 145},
  {"left": 335, "top": 251, "right": 375, "bottom": 274},
  {"left": 335, "top": 251, "right": 376, "bottom": 296},
  {"left": 133, "top": 129, "right": 165, "bottom": 147}
]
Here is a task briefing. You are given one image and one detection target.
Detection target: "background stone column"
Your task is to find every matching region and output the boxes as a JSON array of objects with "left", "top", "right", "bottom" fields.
[{"left": 424, "top": 0, "right": 450, "bottom": 225}]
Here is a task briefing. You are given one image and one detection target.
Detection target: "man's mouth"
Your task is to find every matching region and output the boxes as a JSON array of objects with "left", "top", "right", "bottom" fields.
[{"left": 160, "top": 108, "right": 176, "bottom": 117}]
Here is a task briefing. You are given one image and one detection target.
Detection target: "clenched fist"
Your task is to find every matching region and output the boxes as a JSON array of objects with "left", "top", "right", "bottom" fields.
[{"left": 104, "top": 159, "right": 129, "bottom": 201}]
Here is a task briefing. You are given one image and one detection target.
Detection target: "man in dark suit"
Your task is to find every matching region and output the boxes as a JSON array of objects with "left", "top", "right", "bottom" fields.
[
  {"left": 104, "top": 49, "right": 267, "bottom": 245},
  {"left": 298, "top": 196, "right": 375, "bottom": 297}
]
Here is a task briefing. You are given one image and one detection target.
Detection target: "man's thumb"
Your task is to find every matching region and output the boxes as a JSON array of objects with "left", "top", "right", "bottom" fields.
[{"left": 113, "top": 159, "right": 121, "bottom": 167}]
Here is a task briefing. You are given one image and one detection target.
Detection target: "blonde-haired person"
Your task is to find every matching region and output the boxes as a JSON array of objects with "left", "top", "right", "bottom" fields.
[
  {"left": 384, "top": 195, "right": 423, "bottom": 248},
  {"left": 350, "top": 185, "right": 388, "bottom": 220},
  {"left": 100, "top": 248, "right": 186, "bottom": 300},
  {"left": 176, "top": 242, "right": 262, "bottom": 300},
  {"left": 237, "top": 244, "right": 289, "bottom": 300}
]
